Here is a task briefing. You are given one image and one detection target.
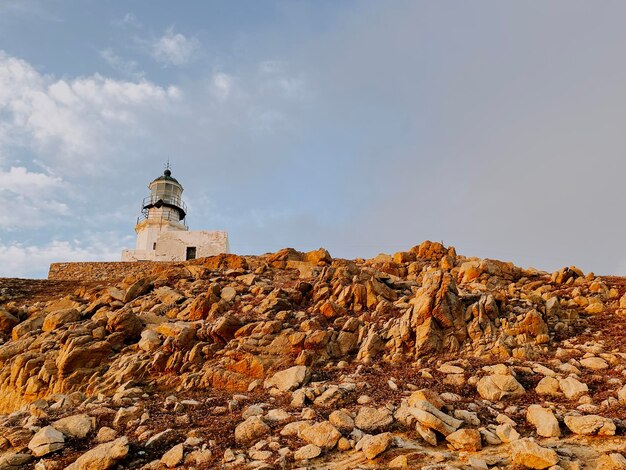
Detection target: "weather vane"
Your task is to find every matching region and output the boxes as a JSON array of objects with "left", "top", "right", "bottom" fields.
[{"left": 165, "top": 159, "right": 171, "bottom": 171}]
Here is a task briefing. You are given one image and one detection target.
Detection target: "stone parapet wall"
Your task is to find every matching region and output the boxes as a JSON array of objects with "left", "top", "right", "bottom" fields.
[{"left": 48, "top": 261, "right": 172, "bottom": 282}]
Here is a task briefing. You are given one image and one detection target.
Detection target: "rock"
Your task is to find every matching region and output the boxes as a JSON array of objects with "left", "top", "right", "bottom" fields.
[
  {"left": 354, "top": 407, "right": 394, "bottom": 432},
  {"left": 264, "top": 366, "right": 310, "bottom": 391},
  {"left": 95, "top": 427, "right": 117, "bottom": 443},
  {"left": 445, "top": 428, "right": 482, "bottom": 451},
  {"left": 299, "top": 421, "right": 341, "bottom": 450},
  {"left": 476, "top": 373, "right": 525, "bottom": 401},
  {"left": 510, "top": 438, "right": 559, "bottom": 469},
  {"left": 65, "top": 436, "right": 129, "bottom": 470},
  {"left": 57, "top": 340, "right": 112, "bottom": 377},
  {"left": 388, "top": 455, "right": 409, "bottom": 468},
  {"left": 211, "top": 314, "right": 243, "bottom": 342},
  {"left": 536, "top": 376, "right": 560, "bottom": 396},
  {"left": 527, "top": 405, "right": 560, "bottom": 437},
  {"left": 107, "top": 311, "right": 143, "bottom": 340},
  {"left": 597, "top": 453, "right": 626, "bottom": 469},
  {"left": 138, "top": 329, "right": 162, "bottom": 352},
  {"left": 43, "top": 308, "right": 80, "bottom": 331},
  {"left": 579, "top": 357, "right": 608, "bottom": 370},
  {"left": 329, "top": 410, "right": 354, "bottom": 433},
  {"left": 407, "top": 389, "right": 444, "bottom": 409},
  {"left": 161, "top": 443, "right": 184, "bottom": 468},
  {"left": 0, "top": 309, "right": 19, "bottom": 334},
  {"left": 564, "top": 414, "right": 616, "bottom": 436},
  {"left": 618, "top": 385, "right": 626, "bottom": 405},
  {"left": 495, "top": 423, "right": 519, "bottom": 443},
  {"left": 235, "top": 416, "right": 271, "bottom": 444},
  {"left": 145, "top": 429, "right": 176, "bottom": 448},
  {"left": 559, "top": 377, "right": 589, "bottom": 400},
  {"left": 52, "top": 413, "right": 94, "bottom": 438},
  {"left": 359, "top": 432, "right": 393, "bottom": 460},
  {"left": 304, "top": 248, "right": 332, "bottom": 265},
  {"left": 0, "top": 453, "right": 33, "bottom": 470},
  {"left": 123, "top": 277, "right": 153, "bottom": 303},
  {"left": 113, "top": 406, "right": 142, "bottom": 429},
  {"left": 265, "top": 408, "right": 290, "bottom": 422},
  {"left": 408, "top": 400, "right": 463, "bottom": 436},
  {"left": 28, "top": 426, "right": 65, "bottom": 457},
  {"left": 220, "top": 286, "right": 237, "bottom": 302},
  {"left": 294, "top": 444, "right": 321, "bottom": 460}
]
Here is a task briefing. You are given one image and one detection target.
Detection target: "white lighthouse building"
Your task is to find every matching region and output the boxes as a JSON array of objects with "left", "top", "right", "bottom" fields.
[{"left": 121, "top": 167, "right": 229, "bottom": 261}]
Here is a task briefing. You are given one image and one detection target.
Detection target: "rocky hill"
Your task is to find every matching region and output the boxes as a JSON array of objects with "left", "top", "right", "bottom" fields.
[{"left": 0, "top": 241, "right": 625, "bottom": 469}]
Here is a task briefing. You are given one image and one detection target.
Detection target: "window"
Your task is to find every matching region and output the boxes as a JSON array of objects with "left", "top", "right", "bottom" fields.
[
  {"left": 186, "top": 246, "right": 196, "bottom": 260},
  {"left": 153, "top": 242, "right": 157, "bottom": 250}
]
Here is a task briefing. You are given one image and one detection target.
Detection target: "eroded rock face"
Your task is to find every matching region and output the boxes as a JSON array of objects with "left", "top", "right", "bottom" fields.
[{"left": 408, "top": 270, "right": 467, "bottom": 357}]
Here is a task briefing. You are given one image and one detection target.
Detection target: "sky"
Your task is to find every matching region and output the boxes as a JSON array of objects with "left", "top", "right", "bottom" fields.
[{"left": 1, "top": 0, "right": 626, "bottom": 278}]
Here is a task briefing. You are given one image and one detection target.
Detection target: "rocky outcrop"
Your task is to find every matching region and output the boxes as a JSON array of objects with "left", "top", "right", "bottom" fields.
[{"left": 0, "top": 244, "right": 623, "bottom": 468}]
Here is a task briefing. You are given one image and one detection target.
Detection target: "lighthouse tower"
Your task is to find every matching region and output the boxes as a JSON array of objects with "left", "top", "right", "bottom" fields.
[{"left": 121, "top": 167, "right": 229, "bottom": 261}]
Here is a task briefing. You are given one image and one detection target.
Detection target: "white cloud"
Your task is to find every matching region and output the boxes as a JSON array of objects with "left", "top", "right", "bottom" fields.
[
  {"left": 0, "top": 166, "right": 62, "bottom": 197},
  {"left": 210, "top": 73, "right": 234, "bottom": 101},
  {"left": 151, "top": 27, "right": 200, "bottom": 66},
  {"left": 0, "top": 50, "right": 180, "bottom": 173},
  {"left": 0, "top": 166, "right": 68, "bottom": 229},
  {"left": 0, "top": 236, "right": 129, "bottom": 278},
  {"left": 100, "top": 48, "right": 144, "bottom": 79}
]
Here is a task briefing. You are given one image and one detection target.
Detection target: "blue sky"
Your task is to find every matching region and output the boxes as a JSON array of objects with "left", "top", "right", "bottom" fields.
[{"left": 1, "top": 0, "right": 626, "bottom": 277}]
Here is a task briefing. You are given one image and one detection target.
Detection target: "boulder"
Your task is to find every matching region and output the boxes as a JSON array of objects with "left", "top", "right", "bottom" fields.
[
  {"left": 264, "top": 366, "right": 310, "bottom": 391},
  {"left": 359, "top": 432, "right": 393, "bottom": 460},
  {"left": 123, "top": 277, "right": 153, "bottom": 303},
  {"left": 579, "top": 357, "right": 608, "bottom": 370},
  {"left": 0, "top": 453, "right": 33, "bottom": 470},
  {"left": 535, "top": 376, "right": 560, "bottom": 396},
  {"left": 43, "top": 308, "right": 80, "bottom": 331},
  {"left": 52, "top": 413, "right": 94, "bottom": 438},
  {"left": 526, "top": 405, "right": 560, "bottom": 437},
  {"left": 495, "top": 423, "right": 519, "bottom": 443},
  {"left": 161, "top": 443, "right": 184, "bottom": 468},
  {"left": 329, "top": 410, "right": 354, "bottom": 433},
  {"left": 107, "top": 311, "right": 143, "bottom": 340},
  {"left": 408, "top": 400, "right": 463, "bottom": 437},
  {"left": 510, "top": 438, "right": 559, "bottom": 469},
  {"left": 299, "top": 421, "right": 341, "bottom": 450},
  {"left": 294, "top": 444, "right": 322, "bottom": 460},
  {"left": 476, "top": 373, "right": 525, "bottom": 401},
  {"left": 559, "top": 377, "right": 589, "bottom": 400},
  {"left": 354, "top": 407, "right": 394, "bottom": 432},
  {"left": 564, "top": 414, "right": 616, "bottom": 436},
  {"left": 0, "top": 309, "right": 19, "bottom": 334},
  {"left": 234, "top": 416, "right": 270, "bottom": 444},
  {"left": 65, "top": 436, "right": 129, "bottom": 470},
  {"left": 28, "top": 426, "right": 65, "bottom": 457},
  {"left": 445, "top": 428, "right": 482, "bottom": 451}
]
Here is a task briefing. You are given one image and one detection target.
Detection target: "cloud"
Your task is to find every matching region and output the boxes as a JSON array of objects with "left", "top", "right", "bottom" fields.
[
  {"left": 0, "top": 166, "right": 62, "bottom": 197},
  {"left": 0, "top": 236, "right": 130, "bottom": 278},
  {"left": 0, "top": 50, "right": 180, "bottom": 174},
  {"left": 100, "top": 48, "right": 144, "bottom": 79},
  {"left": 210, "top": 73, "right": 234, "bottom": 101},
  {"left": 114, "top": 12, "right": 141, "bottom": 28},
  {"left": 151, "top": 27, "right": 200, "bottom": 66},
  {"left": 0, "top": 166, "right": 68, "bottom": 229}
]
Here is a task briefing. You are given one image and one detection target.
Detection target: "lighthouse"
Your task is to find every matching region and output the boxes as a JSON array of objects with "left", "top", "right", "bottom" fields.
[{"left": 121, "top": 167, "right": 229, "bottom": 261}]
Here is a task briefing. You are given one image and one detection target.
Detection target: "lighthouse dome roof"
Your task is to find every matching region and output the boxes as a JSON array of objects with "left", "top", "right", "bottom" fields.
[{"left": 151, "top": 169, "right": 182, "bottom": 186}]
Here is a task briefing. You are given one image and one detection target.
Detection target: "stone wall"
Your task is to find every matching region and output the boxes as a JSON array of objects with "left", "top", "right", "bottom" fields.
[{"left": 48, "top": 261, "right": 171, "bottom": 282}]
